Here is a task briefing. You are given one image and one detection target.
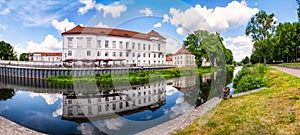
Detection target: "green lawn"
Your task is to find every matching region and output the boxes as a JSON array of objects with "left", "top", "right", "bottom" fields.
[
  {"left": 174, "top": 67, "right": 300, "bottom": 135},
  {"left": 278, "top": 62, "right": 300, "bottom": 67}
]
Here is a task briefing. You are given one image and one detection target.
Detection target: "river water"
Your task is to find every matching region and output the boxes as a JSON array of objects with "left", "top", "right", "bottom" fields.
[{"left": 0, "top": 67, "right": 240, "bottom": 134}]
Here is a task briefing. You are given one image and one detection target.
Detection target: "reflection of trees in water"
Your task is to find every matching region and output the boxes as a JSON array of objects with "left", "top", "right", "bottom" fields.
[
  {"left": 196, "top": 70, "right": 233, "bottom": 107},
  {"left": 0, "top": 88, "right": 15, "bottom": 101},
  {"left": 226, "top": 70, "right": 234, "bottom": 85}
]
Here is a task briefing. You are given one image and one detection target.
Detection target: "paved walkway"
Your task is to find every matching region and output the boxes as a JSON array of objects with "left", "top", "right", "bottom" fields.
[
  {"left": 0, "top": 117, "right": 45, "bottom": 135},
  {"left": 270, "top": 66, "right": 300, "bottom": 78}
]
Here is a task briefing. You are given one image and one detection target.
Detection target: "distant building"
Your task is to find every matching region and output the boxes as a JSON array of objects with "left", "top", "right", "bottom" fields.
[
  {"left": 29, "top": 52, "right": 62, "bottom": 62},
  {"left": 61, "top": 25, "right": 166, "bottom": 66},
  {"left": 166, "top": 55, "right": 173, "bottom": 65},
  {"left": 173, "top": 47, "right": 196, "bottom": 68}
]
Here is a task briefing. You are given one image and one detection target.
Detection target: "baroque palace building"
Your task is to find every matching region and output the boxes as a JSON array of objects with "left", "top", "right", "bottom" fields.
[{"left": 62, "top": 25, "right": 166, "bottom": 67}]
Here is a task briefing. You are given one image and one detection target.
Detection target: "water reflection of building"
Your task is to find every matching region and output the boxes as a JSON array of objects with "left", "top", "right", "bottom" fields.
[
  {"left": 173, "top": 75, "right": 197, "bottom": 93},
  {"left": 62, "top": 81, "right": 166, "bottom": 122}
]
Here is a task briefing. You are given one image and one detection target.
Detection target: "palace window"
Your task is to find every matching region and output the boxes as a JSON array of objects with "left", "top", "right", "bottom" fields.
[
  {"left": 105, "top": 52, "right": 109, "bottom": 57},
  {"left": 97, "top": 51, "right": 101, "bottom": 56},
  {"left": 113, "top": 52, "right": 116, "bottom": 57},
  {"left": 158, "top": 44, "right": 161, "bottom": 51},
  {"left": 68, "top": 51, "right": 72, "bottom": 56},
  {"left": 126, "top": 42, "right": 129, "bottom": 49},
  {"left": 87, "top": 51, "right": 91, "bottom": 56},
  {"left": 105, "top": 40, "right": 109, "bottom": 48},
  {"left": 120, "top": 52, "right": 123, "bottom": 57},
  {"left": 132, "top": 43, "right": 135, "bottom": 49},
  {"left": 112, "top": 41, "right": 116, "bottom": 48},
  {"left": 98, "top": 105, "right": 101, "bottom": 112},
  {"left": 67, "top": 37, "right": 73, "bottom": 48},
  {"left": 148, "top": 44, "right": 150, "bottom": 50},
  {"left": 97, "top": 40, "right": 101, "bottom": 48},
  {"left": 87, "top": 38, "right": 92, "bottom": 48},
  {"left": 138, "top": 43, "right": 141, "bottom": 50},
  {"left": 77, "top": 37, "right": 83, "bottom": 48},
  {"left": 143, "top": 44, "right": 146, "bottom": 50},
  {"left": 119, "top": 41, "right": 123, "bottom": 49}
]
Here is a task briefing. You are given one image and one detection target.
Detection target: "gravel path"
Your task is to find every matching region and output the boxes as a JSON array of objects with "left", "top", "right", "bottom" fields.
[{"left": 270, "top": 66, "right": 300, "bottom": 78}]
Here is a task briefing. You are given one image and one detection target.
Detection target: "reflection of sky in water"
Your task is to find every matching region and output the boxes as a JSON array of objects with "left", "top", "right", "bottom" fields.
[{"left": 0, "top": 84, "right": 195, "bottom": 135}]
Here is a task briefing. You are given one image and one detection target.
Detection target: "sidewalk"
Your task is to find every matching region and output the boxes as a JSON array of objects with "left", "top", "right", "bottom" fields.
[{"left": 270, "top": 66, "right": 300, "bottom": 78}]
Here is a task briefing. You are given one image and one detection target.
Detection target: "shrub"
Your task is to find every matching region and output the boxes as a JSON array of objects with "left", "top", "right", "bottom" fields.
[{"left": 235, "top": 75, "right": 266, "bottom": 93}]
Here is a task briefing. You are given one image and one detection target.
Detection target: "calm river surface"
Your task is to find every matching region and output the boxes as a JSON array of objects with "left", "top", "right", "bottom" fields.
[{"left": 0, "top": 68, "right": 240, "bottom": 134}]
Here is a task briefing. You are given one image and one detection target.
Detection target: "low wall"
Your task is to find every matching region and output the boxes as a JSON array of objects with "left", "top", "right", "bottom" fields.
[{"left": 0, "top": 65, "right": 174, "bottom": 79}]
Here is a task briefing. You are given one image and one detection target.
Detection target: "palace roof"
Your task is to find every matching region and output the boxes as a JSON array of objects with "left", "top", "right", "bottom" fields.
[{"left": 62, "top": 25, "right": 165, "bottom": 40}]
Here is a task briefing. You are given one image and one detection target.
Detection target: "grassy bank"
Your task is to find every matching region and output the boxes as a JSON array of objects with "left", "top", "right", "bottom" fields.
[
  {"left": 174, "top": 67, "right": 300, "bottom": 134},
  {"left": 47, "top": 68, "right": 198, "bottom": 86},
  {"left": 277, "top": 62, "right": 300, "bottom": 67}
]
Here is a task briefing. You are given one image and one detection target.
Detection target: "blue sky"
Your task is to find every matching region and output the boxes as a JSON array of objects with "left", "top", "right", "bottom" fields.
[{"left": 0, "top": 0, "right": 298, "bottom": 61}]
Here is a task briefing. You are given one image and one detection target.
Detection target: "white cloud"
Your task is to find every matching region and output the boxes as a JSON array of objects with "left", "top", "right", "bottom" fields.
[
  {"left": 224, "top": 35, "right": 254, "bottom": 62},
  {"left": 26, "top": 34, "right": 62, "bottom": 53},
  {"left": 52, "top": 18, "right": 77, "bottom": 33},
  {"left": 103, "top": 2, "right": 127, "bottom": 18},
  {"left": 163, "top": 1, "right": 259, "bottom": 35},
  {"left": 52, "top": 106, "right": 62, "bottom": 117},
  {"left": 78, "top": 0, "right": 127, "bottom": 18},
  {"left": 0, "top": 8, "right": 10, "bottom": 15},
  {"left": 0, "top": 24, "right": 7, "bottom": 30},
  {"left": 95, "top": 22, "right": 109, "bottom": 28},
  {"left": 13, "top": 44, "right": 27, "bottom": 58},
  {"left": 153, "top": 22, "right": 162, "bottom": 28},
  {"left": 29, "top": 93, "right": 62, "bottom": 105},
  {"left": 165, "top": 36, "right": 181, "bottom": 54},
  {"left": 12, "top": 1, "right": 77, "bottom": 27},
  {"left": 78, "top": 0, "right": 96, "bottom": 15},
  {"left": 139, "top": 7, "right": 153, "bottom": 16}
]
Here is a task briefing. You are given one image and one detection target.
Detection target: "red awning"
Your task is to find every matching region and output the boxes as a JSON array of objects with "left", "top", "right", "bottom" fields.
[
  {"left": 80, "top": 58, "right": 91, "bottom": 61},
  {"left": 95, "top": 58, "right": 104, "bottom": 61}
]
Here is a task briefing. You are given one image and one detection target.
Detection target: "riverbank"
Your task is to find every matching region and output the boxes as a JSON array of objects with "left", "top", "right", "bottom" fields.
[
  {"left": 0, "top": 116, "right": 45, "bottom": 135},
  {"left": 174, "top": 67, "right": 300, "bottom": 134},
  {"left": 47, "top": 65, "right": 234, "bottom": 86}
]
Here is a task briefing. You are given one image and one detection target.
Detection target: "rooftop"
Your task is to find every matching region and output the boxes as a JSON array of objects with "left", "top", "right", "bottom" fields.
[
  {"left": 62, "top": 25, "right": 165, "bottom": 40},
  {"left": 174, "top": 47, "right": 191, "bottom": 55}
]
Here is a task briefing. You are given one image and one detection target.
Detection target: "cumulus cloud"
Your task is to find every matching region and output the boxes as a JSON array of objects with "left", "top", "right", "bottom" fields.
[
  {"left": 163, "top": 1, "right": 259, "bottom": 35},
  {"left": 26, "top": 34, "right": 62, "bottom": 53},
  {"left": 223, "top": 35, "right": 254, "bottom": 62},
  {"left": 78, "top": 0, "right": 127, "bottom": 18},
  {"left": 79, "top": 118, "right": 124, "bottom": 134},
  {"left": 139, "top": 7, "right": 153, "bottom": 16},
  {"left": 167, "top": 97, "right": 194, "bottom": 119},
  {"left": 165, "top": 36, "right": 181, "bottom": 54},
  {"left": 95, "top": 22, "right": 109, "bottom": 28},
  {"left": 52, "top": 106, "right": 62, "bottom": 117},
  {"left": 0, "top": 8, "right": 10, "bottom": 15},
  {"left": 0, "top": 24, "right": 7, "bottom": 30},
  {"left": 13, "top": 44, "right": 27, "bottom": 58},
  {"left": 153, "top": 22, "right": 162, "bottom": 28},
  {"left": 29, "top": 93, "right": 62, "bottom": 105},
  {"left": 52, "top": 18, "right": 76, "bottom": 33}
]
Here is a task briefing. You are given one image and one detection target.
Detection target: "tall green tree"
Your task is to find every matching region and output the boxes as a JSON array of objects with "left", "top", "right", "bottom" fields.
[
  {"left": 241, "top": 56, "right": 250, "bottom": 65},
  {"left": 183, "top": 30, "right": 226, "bottom": 68},
  {"left": 225, "top": 48, "right": 234, "bottom": 65},
  {"left": 0, "top": 41, "right": 17, "bottom": 60},
  {"left": 19, "top": 53, "right": 29, "bottom": 61},
  {"left": 245, "top": 10, "right": 276, "bottom": 65}
]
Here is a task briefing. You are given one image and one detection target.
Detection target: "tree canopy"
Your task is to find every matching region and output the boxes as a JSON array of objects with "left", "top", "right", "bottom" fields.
[
  {"left": 245, "top": 10, "right": 276, "bottom": 65},
  {"left": 183, "top": 30, "right": 231, "bottom": 68},
  {"left": 0, "top": 41, "right": 17, "bottom": 60},
  {"left": 19, "top": 53, "right": 29, "bottom": 61}
]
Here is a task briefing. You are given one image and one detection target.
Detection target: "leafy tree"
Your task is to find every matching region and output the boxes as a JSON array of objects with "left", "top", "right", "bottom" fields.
[
  {"left": 225, "top": 48, "right": 234, "bottom": 65},
  {"left": 245, "top": 10, "right": 276, "bottom": 65},
  {"left": 0, "top": 89, "right": 15, "bottom": 101},
  {"left": 0, "top": 41, "right": 17, "bottom": 60},
  {"left": 183, "top": 30, "right": 226, "bottom": 68},
  {"left": 241, "top": 56, "right": 250, "bottom": 65},
  {"left": 19, "top": 53, "right": 29, "bottom": 61}
]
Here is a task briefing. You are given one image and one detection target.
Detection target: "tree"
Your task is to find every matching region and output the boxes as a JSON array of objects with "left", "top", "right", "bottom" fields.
[
  {"left": 241, "top": 56, "right": 250, "bottom": 65},
  {"left": 0, "top": 41, "right": 17, "bottom": 60},
  {"left": 225, "top": 48, "right": 234, "bottom": 65},
  {"left": 0, "top": 89, "right": 15, "bottom": 101},
  {"left": 245, "top": 10, "right": 276, "bottom": 65},
  {"left": 19, "top": 53, "right": 29, "bottom": 61},
  {"left": 183, "top": 30, "right": 226, "bottom": 68}
]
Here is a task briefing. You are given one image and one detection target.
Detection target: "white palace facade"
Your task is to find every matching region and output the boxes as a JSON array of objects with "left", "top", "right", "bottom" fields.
[{"left": 62, "top": 25, "right": 166, "bottom": 67}]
